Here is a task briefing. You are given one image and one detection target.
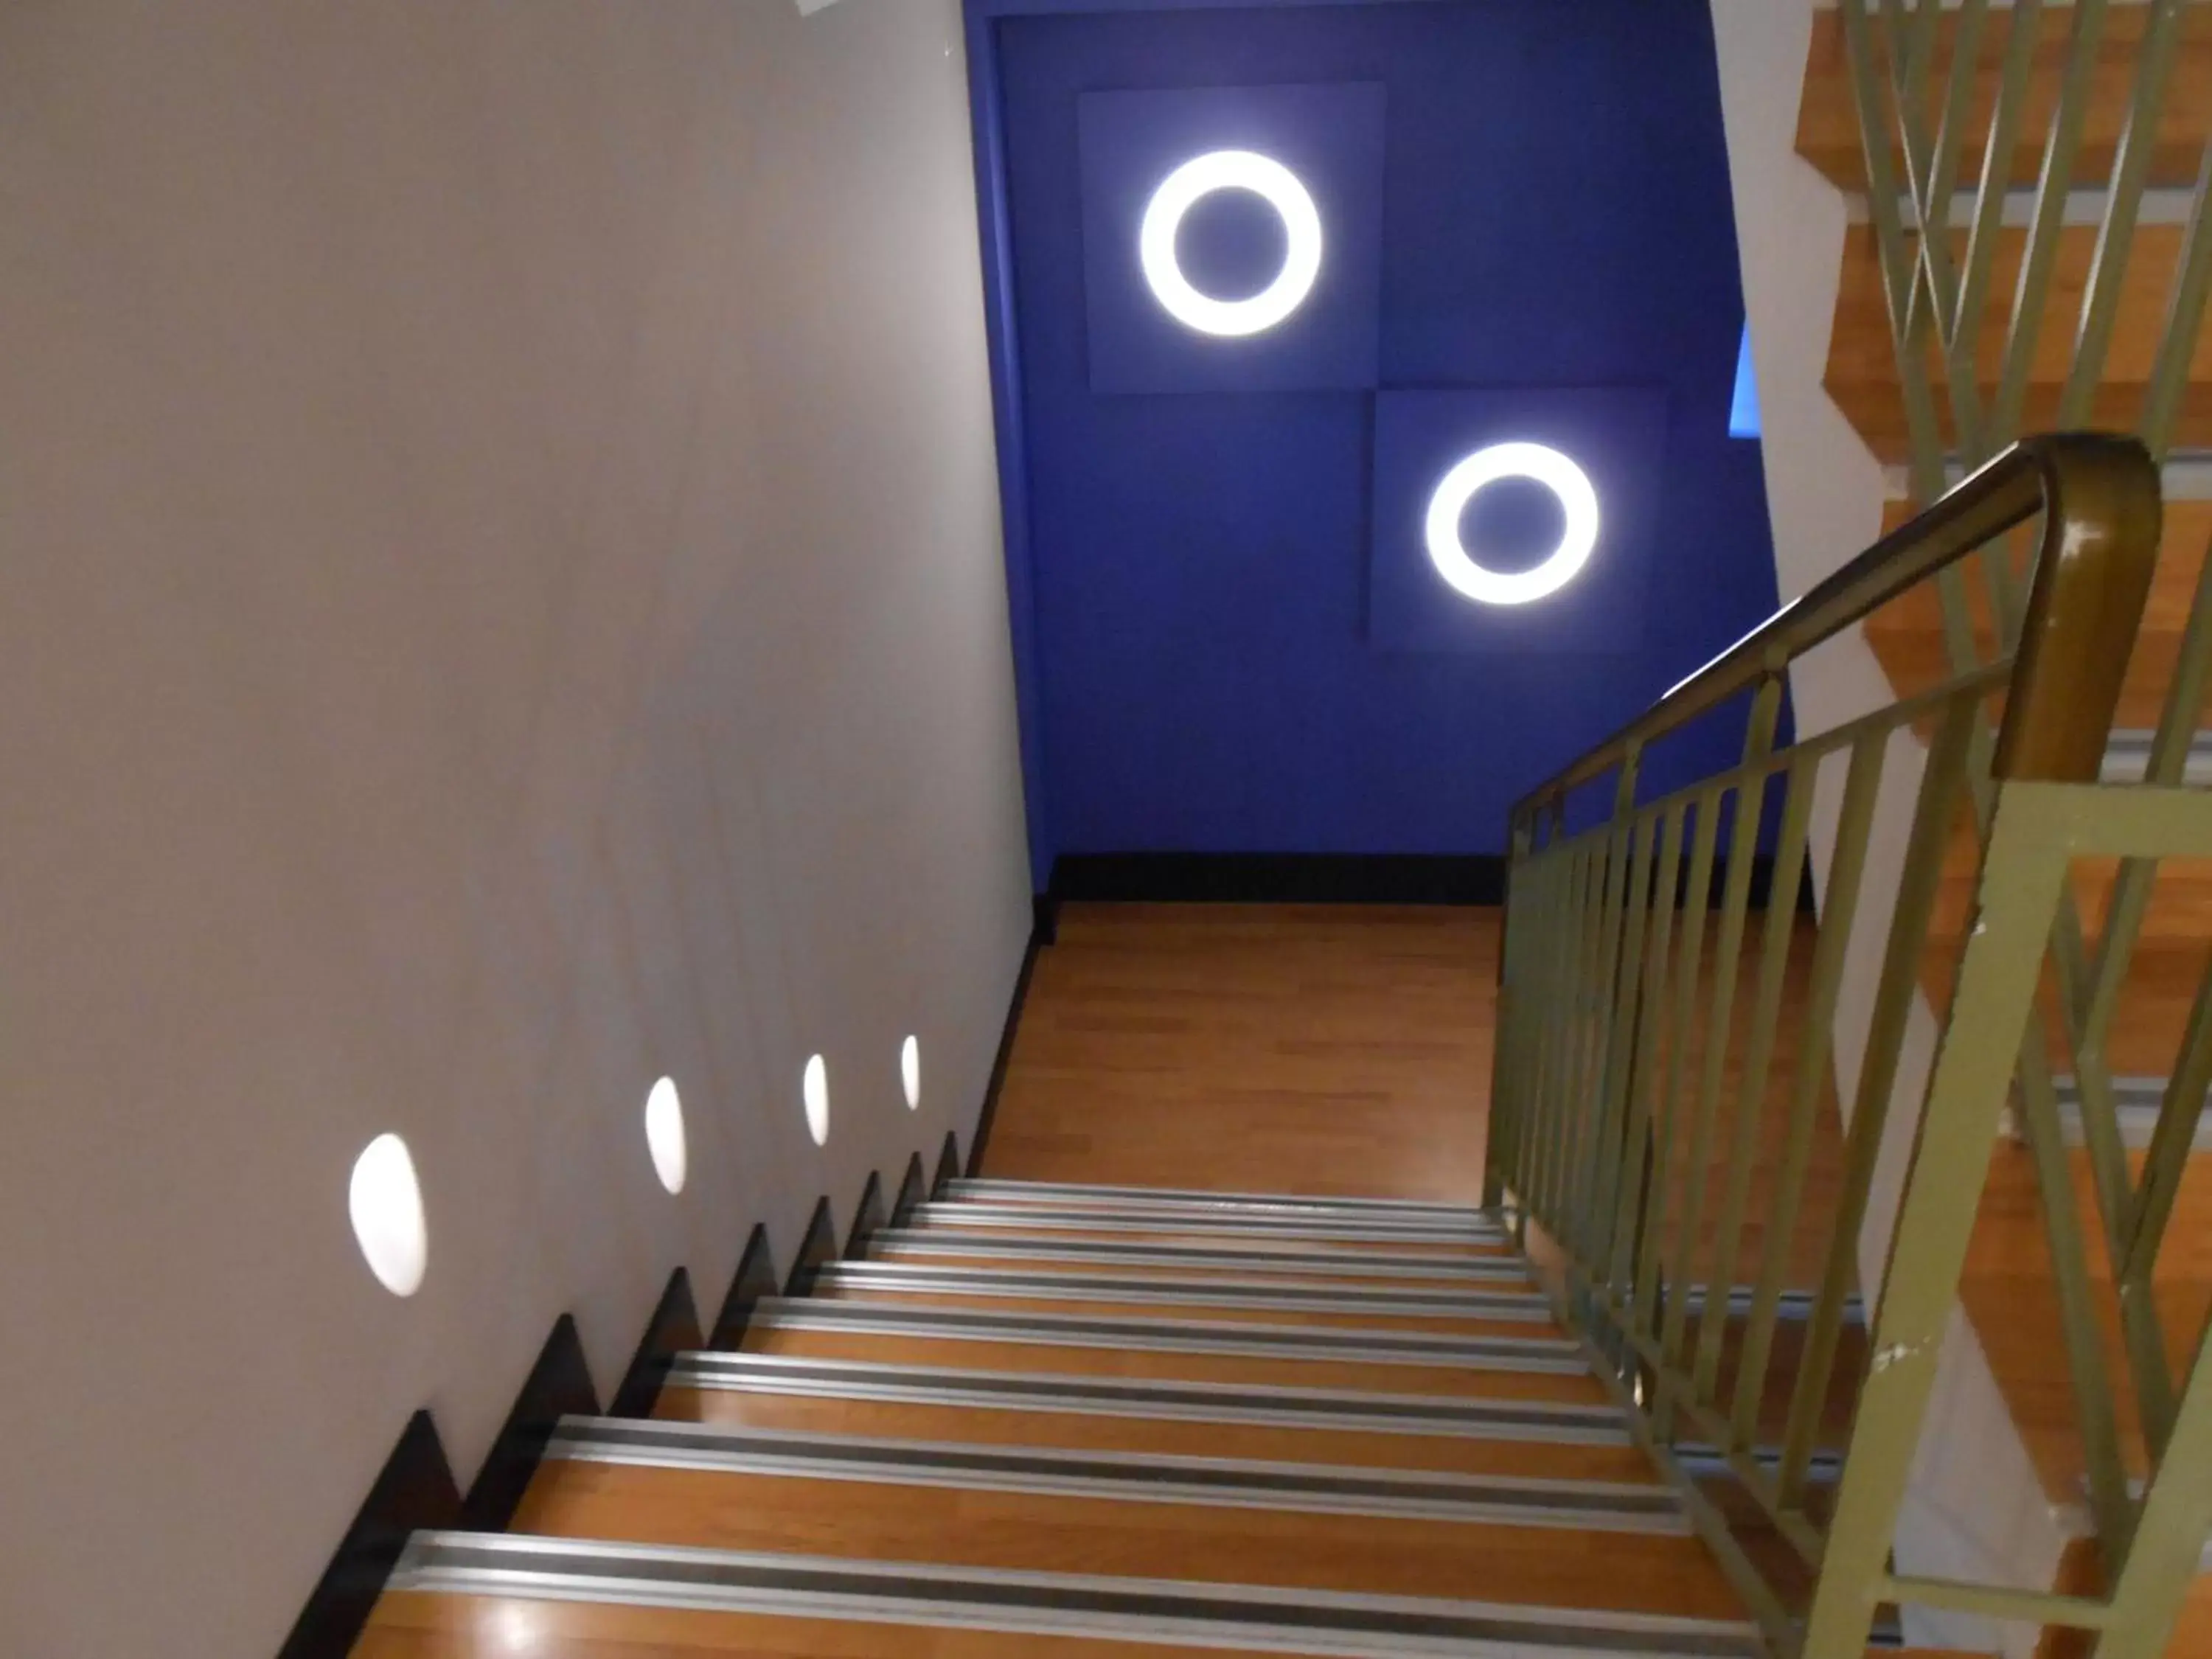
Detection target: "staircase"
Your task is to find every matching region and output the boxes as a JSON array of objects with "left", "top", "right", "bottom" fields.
[
  {"left": 1791, "top": 1, "right": 2212, "bottom": 1576},
  {"left": 350, "top": 1178, "right": 1792, "bottom": 1658}
]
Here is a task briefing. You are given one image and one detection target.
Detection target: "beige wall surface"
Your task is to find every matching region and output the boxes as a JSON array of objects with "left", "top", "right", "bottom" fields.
[{"left": 0, "top": 2, "right": 1030, "bottom": 1652}]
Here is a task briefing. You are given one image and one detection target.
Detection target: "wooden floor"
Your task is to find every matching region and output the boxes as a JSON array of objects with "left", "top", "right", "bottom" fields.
[
  {"left": 510, "top": 1461, "right": 1744, "bottom": 1617},
  {"left": 355, "top": 1595, "right": 1310, "bottom": 1659},
  {"left": 979, "top": 904, "right": 1497, "bottom": 1201}
]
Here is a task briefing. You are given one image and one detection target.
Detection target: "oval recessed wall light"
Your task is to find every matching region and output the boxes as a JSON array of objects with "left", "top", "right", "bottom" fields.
[
  {"left": 1138, "top": 150, "right": 1323, "bottom": 338},
  {"left": 803, "top": 1053, "right": 830, "bottom": 1147},
  {"left": 900, "top": 1036, "right": 921, "bottom": 1111},
  {"left": 644, "top": 1076, "right": 687, "bottom": 1195},
  {"left": 1422, "top": 442, "right": 1601, "bottom": 607},
  {"left": 349, "top": 1133, "right": 428, "bottom": 1298}
]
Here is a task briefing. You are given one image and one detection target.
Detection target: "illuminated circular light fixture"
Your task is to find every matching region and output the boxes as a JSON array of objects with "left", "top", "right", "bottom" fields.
[
  {"left": 1138, "top": 150, "right": 1323, "bottom": 337},
  {"left": 900, "top": 1036, "right": 922, "bottom": 1110},
  {"left": 802, "top": 1054, "right": 830, "bottom": 1147},
  {"left": 644, "top": 1076, "right": 687, "bottom": 1196},
  {"left": 1422, "top": 442, "right": 1601, "bottom": 607},
  {"left": 349, "top": 1133, "right": 428, "bottom": 1298}
]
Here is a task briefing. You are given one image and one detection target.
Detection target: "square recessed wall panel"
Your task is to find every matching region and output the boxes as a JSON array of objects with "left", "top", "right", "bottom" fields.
[
  {"left": 1079, "top": 83, "right": 1386, "bottom": 394},
  {"left": 1368, "top": 389, "right": 1671, "bottom": 655}
]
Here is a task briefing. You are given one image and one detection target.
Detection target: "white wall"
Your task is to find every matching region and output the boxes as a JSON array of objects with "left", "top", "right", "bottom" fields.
[
  {"left": 0, "top": 3, "right": 1031, "bottom": 1653},
  {"left": 1705, "top": 6, "right": 2066, "bottom": 1653}
]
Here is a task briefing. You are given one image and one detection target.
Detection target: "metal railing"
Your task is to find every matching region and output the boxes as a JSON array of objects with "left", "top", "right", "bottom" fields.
[
  {"left": 1841, "top": 3, "right": 2212, "bottom": 1571},
  {"left": 1482, "top": 435, "right": 2212, "bottom": 1658}
]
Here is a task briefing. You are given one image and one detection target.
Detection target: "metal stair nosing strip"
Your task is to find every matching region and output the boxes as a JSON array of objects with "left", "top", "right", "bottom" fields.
[
  {"left": 543, "top": 1416, "right": 1686, "bottom": 1534},
  {"left": 747, "top": 1298, "right": 1588, "bottom": 1373},
  {"left": 666, "top": 1352, "right": 1634, "bottom": 1444},
  {"left": 2100, "top": 730, "right": 2212, "bottom": 788},
  {"left": 1673, "top": 1287, "right": 1867, "bottom": 1324},
  {"left": 390, "top": 1531, "right": 1764, "bottom": 1659},
  {"left": 908, "top": 1203, "right": 1502, "bottom": 1244},
  {"left": 813, "top": 1261, "right": 1554, "bottom": 1322},
  {"left": 2053, "top": 1072, "right": 2212, "bottom": 1152},
  {"left": 866, "top": 1231, "right": 1534, "bottom": 1282},
  {"left": 942, "top": 1178, "right": 1495, "bottom": 1221}
]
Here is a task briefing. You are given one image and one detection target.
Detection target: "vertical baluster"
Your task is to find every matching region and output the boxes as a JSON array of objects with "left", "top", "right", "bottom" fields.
[
  {"left": 1562, "top": 811, "right": 1626, "bottom": 1261},
  {"left": 2089, "top": 1301, "right": 2212, "bottom": 1659},
  {"left": 1989, "top": 0, "right": 2111, "bottom": 446},
  {"left": 2056, "top": 0, "right": 2188, "bottom": 426},
  {"left": 1655, "top": 677, "right": 1785, "bottom": 1432},
  {"left": 1486, "top": 817, "right": 1536, "bottom": 1214},
  {"left": 1605, "top": 801, "right": 1689, "bottom": 1312},
  {"left": 1689, "top": 748, "right": 1820, "bottom": 1415},
  {"left": 1587, "top": 808, "right": 1660, "bottom": 1323},
  {"left": 1731, "top": 733, "right": 1887, "bottom": 1451},
  {"left": 2139, "top": 139, "right": 2212, "bottom": 459},
  {"left": 1800, "top": 779, "right": 2075, "bottom": 1659},
  {"left": 1573, "top": 754, "right": 1647, "bottom": 1288},
  {"left": 1780, "top": 695, "right": 1978, "bottom": 1506},
  {"left": 1522, "top": 846, "right": 1568, "bottom": 1236},
  {"left": 1634, "top": 785, "right": 1724, "bottom": 1414}
]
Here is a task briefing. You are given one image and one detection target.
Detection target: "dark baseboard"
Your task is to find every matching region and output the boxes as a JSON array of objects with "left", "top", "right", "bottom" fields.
[
  {"left": 459, "top": 1314, "right": 599, "bottom": 1532},
  {"left": 933, "top": 1130, "right": 964, "bottom": 1198},
  {"left": 785, "top": 1197, "right": 841, "bottom": 1298},
  {"left": 1049, "top": 852, "right": 1506, "bottom": 906},
  {"left": 1044, "top": 851, "right": 1818, "bottom": 914},
  {"left": 609, "top": 1267, "right": 704, "bottom": 1419},
  {"left": 964, "top": 921, "right": 1048, "bottom": 1179},
  {"left": 276, "top": 1411, "right": 461, "bottom": 1659},
  {"left": 709, "top": 1224, "right": 780, "bottom": 1350},
  {"left": 893, "top": 1153, "right": 929, "bottom": 1226},
  {"left": 846, "top": 1170, "right": 889, "bottom": 1258}
]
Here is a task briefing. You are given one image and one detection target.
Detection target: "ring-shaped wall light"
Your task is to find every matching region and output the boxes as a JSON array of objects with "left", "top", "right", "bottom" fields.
[
  {"left": 1138, "top": 150, "right": 1323, "bottom": 338},
  {"left": 1422, "top": 442, "right": 1601, "bottom": 607}
]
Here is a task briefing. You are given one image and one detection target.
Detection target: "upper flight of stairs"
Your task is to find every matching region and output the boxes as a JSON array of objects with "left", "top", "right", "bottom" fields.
[
  {"left": 352, "top": 1178, "right": 1822, "bottom": 1658},
  {"left": 1796, "top": 2, "right": 2212, "bottom": 1523},
  {"left": 1801, "top": 3, "right": 2212, "bottom": 462}
]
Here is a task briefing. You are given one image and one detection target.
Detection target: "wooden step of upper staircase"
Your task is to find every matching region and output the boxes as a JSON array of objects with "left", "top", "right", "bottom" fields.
[
  {"left": 352, "top": 1178, "right": 1793, "bottom": 1658},
  {"left": 1797, "top": 4, "right": 2212, "bottom": 196},
  {"left": 1826, "top": 222, "right": 2212, "bottom": 463},
  {"left": 1804, "top": 0, "right": 2212, "bottom": 1526}
]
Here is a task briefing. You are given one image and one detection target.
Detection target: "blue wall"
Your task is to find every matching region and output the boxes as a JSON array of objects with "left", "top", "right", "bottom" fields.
[{"left": 987, "top": 0, "right": 1779, "bottom": 869}]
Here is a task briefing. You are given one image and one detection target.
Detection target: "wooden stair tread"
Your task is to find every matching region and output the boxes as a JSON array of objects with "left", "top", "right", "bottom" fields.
[
  {"left": 650, "top": 1386, "right": 1660, "bottom": 1483},
  {"left": 737, "top": 1325, "right": 1611, "bottom": 1404},
  {"left": 865, "top": 1245, "right": 1506, "bottom": 1293},
  {"left": 1826, "top": 223, "right": 2212, "bottom": 465},
  {"left": 356, "top": 1590, "right": 1287, "bottom": 1658},
  {"left": 1796, "top": 4, "right": 2212, "bottom": 192},
  {"left": 1961, "top": 1143, "right": 2212, "bottom": 1499},
  {"left": 807, "top": 1284, "right": 1540, "bottom": 1335},
  {"left": 508, "top": 1459, "right": 1742, "bottom": 1618},
  {"left": 897, "top": 1218, "right": 1503, "bottom": 1257}
]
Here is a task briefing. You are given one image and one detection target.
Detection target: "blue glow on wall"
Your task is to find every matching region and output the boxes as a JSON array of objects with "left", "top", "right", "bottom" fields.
[
  {"left": 1730, "top": 323, "right": 1763, "bottom": 439},
  {"left": 979, "top": 0, "right": 1783, "bottom": 867}
]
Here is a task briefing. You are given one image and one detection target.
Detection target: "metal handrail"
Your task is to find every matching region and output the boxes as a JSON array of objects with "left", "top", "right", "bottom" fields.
[
  {"left": 1512, "top": 435, "right": 2161, "bottom": 821},
  {"left": 1492, "top": 3, "right": 2212, "bottom": 1647},
  {"left": 1482, "top": 435, "right": 2196, "bottom": 1658}
]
